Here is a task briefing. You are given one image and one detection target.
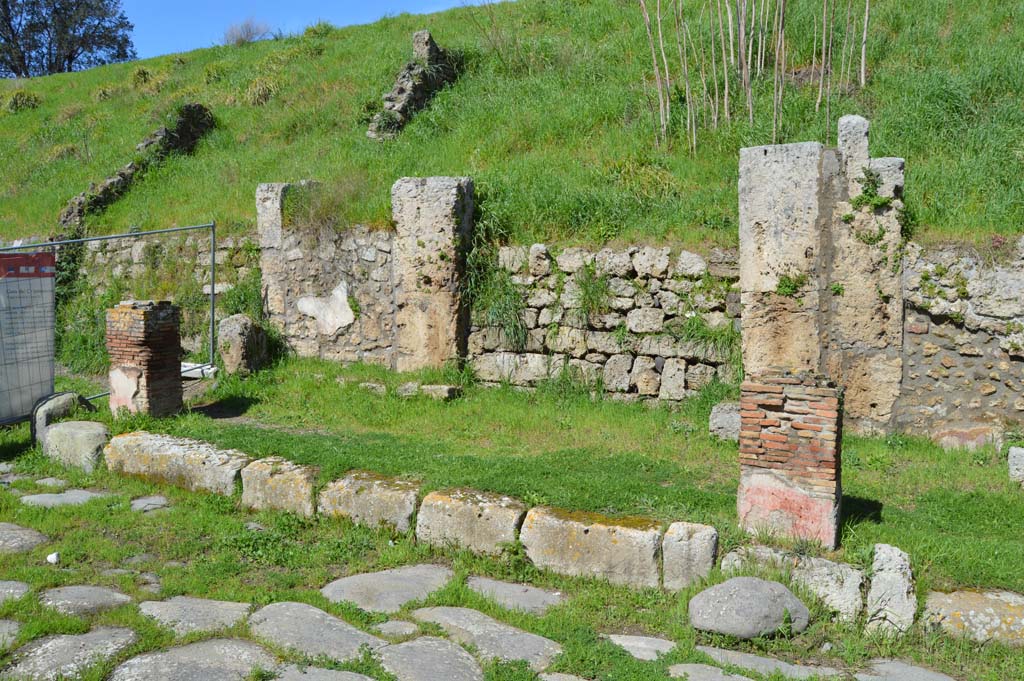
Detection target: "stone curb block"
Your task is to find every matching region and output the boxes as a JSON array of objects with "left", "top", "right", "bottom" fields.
[
  {"left": 319, "top": 472, "right": 421, "bottom": 532},
  {"left": 662, "top": 522, "right": 718, "bottom": 591},
  {"left": 416, "top": 489, "right": 526, "bottom": 556},
  {"left": 42, "top": 421, "right": 109, "bottom": 473},
  {"left": 104, "top": 432, "right": 250, "bottom": 496},
  {"left": 241, "top": 457, "right": 318, "bottom": 517},
  {"left": 520, "top": 507, "right": 663, "bottom": 589}
]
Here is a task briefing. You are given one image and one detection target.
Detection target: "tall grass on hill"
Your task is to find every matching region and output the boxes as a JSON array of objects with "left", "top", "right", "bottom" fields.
[{"left": 0, "top": 0, "right": 1020, "bottom": 250}]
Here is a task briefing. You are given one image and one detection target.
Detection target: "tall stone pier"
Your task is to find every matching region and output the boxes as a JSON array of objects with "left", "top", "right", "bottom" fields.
[
  {"left": 392, "top": 176, "right": 475, "bottom": 373},
  {"left": 736, "top": 116, "right": 906, "bottom": 548},
  {"left": 106, "top": 301, "right": 182, "bottom": 417}
]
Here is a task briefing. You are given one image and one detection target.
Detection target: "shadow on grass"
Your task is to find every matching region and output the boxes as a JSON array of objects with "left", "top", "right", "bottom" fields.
[
  {"left": 0, "top": 426, "right": 32, "bottom": 462},
  {"left": 192, "top": 395, "right": 260, "bottom": 420},
  {"left": 840, "top": 494, "right": 884, "bottom": 528}
]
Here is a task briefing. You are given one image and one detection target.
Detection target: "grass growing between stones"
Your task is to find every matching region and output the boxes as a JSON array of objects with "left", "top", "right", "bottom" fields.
[
  {"left": 0, "top": 0, "right": 1021, "bottom": 249},
  {"left": 1, "top": 417, "right": 1024, "bottom": 680}
]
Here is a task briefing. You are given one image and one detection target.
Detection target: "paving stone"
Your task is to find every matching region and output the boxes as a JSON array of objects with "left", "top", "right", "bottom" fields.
[
  {"left": 854, "top": 659, "right": 956, "bottom": 680},
  {"left": 689, "top": 578, "right": 809, "bottom": 639},
  {"left": 276, "top": 665, "right": 375, "bottom": 681},
  {"left": 924, "top": 590, "right": 1024, "bottom": 646},
  {"left": 0, "top": 619, "right": 19, "bottom": 649},
  {"left": 467, "top": 576, "right": 564, "bottom": 615},
  {"left": 0, "top": 523, "right": 48, "bottom": 554},
  {"left": 241, "top": 457, "right": 318, "bottom": 517},
  {"left": 249, "top": 601, "right": 385, "bottom": 662},
  {"left": 0, "top": 580, "right": 30, "bottom": 604},
  {"left": 412, "top": 606, "right": 562, "bottom": 671},
  {"left": 669, "top": 664, "right": 752, "bottom": 680},
  {"left": 663, "top": 522, "right": 718, "bottom": 591},
  {"left": 376, "top": 636, "right": 484, "bottom": 681},
  {"left": 131, "top": 495, "right": 170, "bottom": 513},
  {"left": 318, "top": 471, "right": 421, "bottom": 533},
  {"left": 108, "top": 638, "right": 277, "bottom": 681},
  {"left": 124, "top": 553, "right": 157, "bottom": 566},
  {"left": 1009, "top": 446, "right": 1024, "bottom": 484},
  {"left": 34, "top": 477, "right": 66, "bottom": 488},
  {"left": 373, "top": 620, "right": 419, "bottom": 637},
  {"left": 607, "top": 634, "right": 675, "bottom": 661},
  {"left": 138, "top": 573, "right": 161, "bottom": 594},
  {"left": 104, "top": 432, "right": 251, "bottom": 496},
  {"left": 416, "top": 489, "right": 527, "bottom": 556},
  {"left": 3, "top": 627, "right": 136, "bottom": 680},
  {"left": 0, "top": 462, "right": 13, "bottom": 473},
  {"left": 42, "top": 421, "right": 109, "bottom": 472},
  {"left": 520, "top": 507, "right": 663, "bottom": 589},
  {"left": 540, "top": 675, "right": 589, "bottom": 681},
  {"left": 41, "top": 585, "right": 132, "bottom": 616},
  {"left": 321, "top": 564, "right": 453, "bottom": 614},
  {"left": 20, "top": 489, "right": 107, "bottom": 508},
  {"left": 866, "top": 544, "right": 916, "bottom": 634},
  {"left": 140, "top": 596, "right": 251, "bottom": 635},
  {"left": 696, "top": 646, "right": 842, "bottom": 679}
]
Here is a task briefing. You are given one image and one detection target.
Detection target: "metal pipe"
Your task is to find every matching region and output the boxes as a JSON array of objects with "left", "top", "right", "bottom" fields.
[{"left": 0, "top": 223, "right": 215, "bottom": 252}]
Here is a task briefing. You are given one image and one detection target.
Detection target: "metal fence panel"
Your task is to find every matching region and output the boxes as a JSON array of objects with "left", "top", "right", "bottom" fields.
[{"left": 0, "top": 253, "right": 56, "bottom": 425}]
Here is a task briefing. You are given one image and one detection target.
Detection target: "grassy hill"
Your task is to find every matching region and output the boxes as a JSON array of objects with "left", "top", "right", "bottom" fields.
[{"left": 0, "top": 0, "right": 1022, "bottom": 250}]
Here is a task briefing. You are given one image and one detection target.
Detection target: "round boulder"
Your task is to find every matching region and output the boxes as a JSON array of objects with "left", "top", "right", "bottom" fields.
[{"left": 688, "top": 577, "right": 809, "bottom": 639}]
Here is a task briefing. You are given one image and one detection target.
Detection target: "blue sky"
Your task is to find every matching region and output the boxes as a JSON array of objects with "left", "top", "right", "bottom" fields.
[{"left": 121, "top": 1, "right": 484, "bottom": 59}]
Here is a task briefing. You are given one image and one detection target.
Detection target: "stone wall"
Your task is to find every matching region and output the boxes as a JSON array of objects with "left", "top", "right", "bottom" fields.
[
  {"left": 256, "top": 177, "right": 473, "bottom": 370},
  {"left": 467, "top": 244, "right": 741, "bottom": 402},
  {"left": 896, "top": 243, "right": 1024, "bottom": 448}
]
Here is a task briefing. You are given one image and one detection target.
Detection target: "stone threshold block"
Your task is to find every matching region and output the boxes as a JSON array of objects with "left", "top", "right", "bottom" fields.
[
  {"left": 662, "top": 522, "right": 719, "bottom": 591},
  {"left": 416, "top": 489, "right": 526, "bottom": 556},
  {"left": 104, "top": 432, "right": 251, "bottom": 496},
  {"left": 519, "top": 507, "right": 663, "bottom": 589},
  {"left": 242, "top": 457, "right": 318, "bottom": 517},
  {"left": 41, "top": 421, "right": 109, "bottom": 472},
  {"left": 319, "top": 471, "right": 421, "bottom": 532}
]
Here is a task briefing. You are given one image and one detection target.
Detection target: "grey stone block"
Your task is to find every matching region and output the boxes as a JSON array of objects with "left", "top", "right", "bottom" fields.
[
  {"left": 241, "top": 457, "right": 317, "bottom": 517},
  {"left": 4, "top": 627, "right": 136, "bottom": 680},
  {"left": 318, "top": 472, "right": 420, "bottom": 532},
  {"left": 108, "top": 638, "right": 276, "bottom": 681},
  {"left": 607, "top": 634, "right": 675, "bottom": 661},
  {"left": 0, "top": 523, "right": 48, "bottom": 554},
  {"left": 139, "top": 596, "right": 251, "bottom": 635},
  {"left": 663, "top": 522, "right": 718, "bottom": 591},
  {"left": 321, "top": 564, "right": 453, "bottom": 614},
  {"left": 42, "top": 421, "right": 109, "bottom": 472},
  {"left": 520, "top": 507, "right": 663, "bottom": 589},
  {"left": 377, "top": 636, "right": 483, "bottom": 681},
  {"left": 865, "top": 544, "right": 916, "bottom": 635},
  {"left": 709, "top": 402, "right": 741, "bottom": 442},
  {"left": 688, "top": 578, "right": 809, "bottom": 639},
  {"left": 416, "top": 489, "right": 526, "bottom": 556},
  {"left": 249, "top": 601, "right": 385, "bottom": 662},
  {"left": 41, "top": 585, "right": 131, "bottom": 617},
  {"left": 466, "top": 576, "right": 564, "bottom": 615},
  {"left": 104, "top": 432, "right": 250, "bottom": 496}
]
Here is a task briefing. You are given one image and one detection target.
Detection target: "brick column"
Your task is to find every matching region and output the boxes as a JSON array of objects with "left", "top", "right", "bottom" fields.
[
  {"left": 737, "top": 375, "right": 843, "bottom": 549},
  {"left": 106, "top": 301, "right": 182, "bottom": 417}
]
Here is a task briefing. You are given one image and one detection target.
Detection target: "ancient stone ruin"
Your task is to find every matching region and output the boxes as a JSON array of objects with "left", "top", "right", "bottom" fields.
[
  {"left": 106, "top": 301, "right": 182, "bottom": 417},
  {"left": 367, "top": 31, "right": 460, "bottom": 140}
]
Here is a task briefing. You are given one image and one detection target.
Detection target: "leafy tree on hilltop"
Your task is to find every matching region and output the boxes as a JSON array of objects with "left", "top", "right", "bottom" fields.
[{"left": 0, "top": 0, "right": 135, "bottom": 78}]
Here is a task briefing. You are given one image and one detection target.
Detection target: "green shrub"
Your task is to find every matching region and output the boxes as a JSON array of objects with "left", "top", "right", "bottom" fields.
[
  {"left": 132, "top": 67, "right": 152, "bottom": 88},
  {"left": 776, "top": 273, "right": 808, "bottom": 297},
  {"left": 5, "top": 89, "right": 40, "bottom": 113},
  {"left": 245, "top": 77, "right": 279, "bottom": 106},
  {"left": 852, "top": 168, "right": 893, "bottom": 211}
]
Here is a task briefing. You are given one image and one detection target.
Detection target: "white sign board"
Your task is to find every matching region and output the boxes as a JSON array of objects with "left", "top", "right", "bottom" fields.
[{"left": 0, "top": 253, "right": 56, "bottom": 426}]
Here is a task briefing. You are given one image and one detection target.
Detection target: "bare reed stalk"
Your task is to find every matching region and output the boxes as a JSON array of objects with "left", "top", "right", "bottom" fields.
[
  {"left": 639, "top": 0, "right": 668, "bottom": 146},
  {"left": 690, "top": 8, "right": 714, "bottom": 128},
  {"left": 824, "top": 0, "right": 837, "bottom": 142},
  {"left": 838, "top": 0, "right": 852, "bottom": 92},
  {"left": 657, "top": 0, "right": 673, "bottom": 130},
  {"left": 860, "top": 0, "right": 870, "bottom": 87},
  {"left": 716, "top": 0, "right": 731, "bottom": 121},
  {"left": 737, "top": 0, "right": 753, "bottom": 123},
  {"left": 724, "top": 0, "right": 736, "bottom": 65},
  {"left": 674, "top": 0, "right": 697, "bottom": 152},
  {"left": 815, "top": 0, "right": 829, "bottom": 112},
  {"left": 772, "top": 0, "right": 787, "bottom": 142}
]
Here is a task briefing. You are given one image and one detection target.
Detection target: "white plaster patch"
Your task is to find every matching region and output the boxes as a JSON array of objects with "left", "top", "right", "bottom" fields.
[{"left": 298, "top": 280, "right": 356, "bottom": 336}]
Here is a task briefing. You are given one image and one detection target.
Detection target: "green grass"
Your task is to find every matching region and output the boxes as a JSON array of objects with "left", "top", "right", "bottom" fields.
[
  {"left": 2, "top": 407, "right": 1024, "bottom": 680},
  {"left": 1, "top": 0, "right": 1022, "bottom": 249}
]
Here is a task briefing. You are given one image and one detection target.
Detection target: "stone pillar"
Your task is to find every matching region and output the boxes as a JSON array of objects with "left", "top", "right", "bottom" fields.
[
  {"left": 392, "top": 177, "right": 474, "bottom": 373},
  {"left": 738, "top": 375, "right": 842, "bottom": 549},
  {"left": 738, "top": 141, "right": 842, "bottom": 548},
  {"left": 738, "top": 142, "right": 838, "bottom": 375},
  {"left": 106, "top": 301, "right": 182, "bottom": 417}
]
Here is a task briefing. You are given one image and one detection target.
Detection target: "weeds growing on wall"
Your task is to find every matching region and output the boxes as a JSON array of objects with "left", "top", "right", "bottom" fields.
[
  {"left": 668, "top": 312, "right": 744, "bottom": 383},
  {"left": 574, "top": 260, "right": 611, "bottom": 320},
  {"left": 56, "top": 275, "right": 128, "bottom": 375}
]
